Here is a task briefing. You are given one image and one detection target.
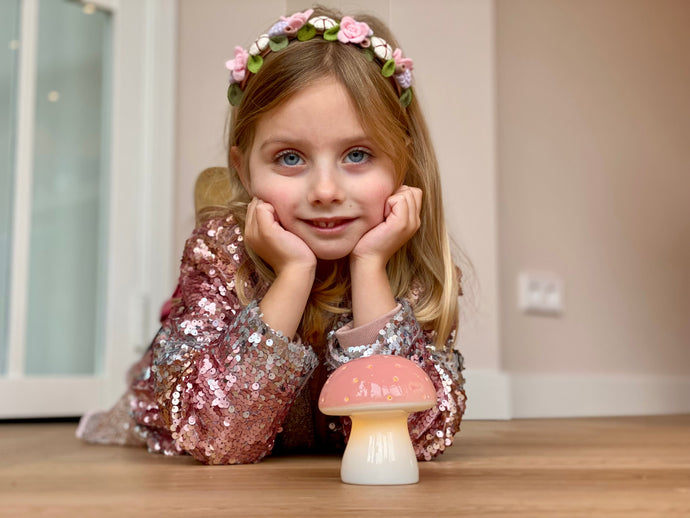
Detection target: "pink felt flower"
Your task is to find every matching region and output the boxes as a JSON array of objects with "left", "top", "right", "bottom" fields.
[
  {"left": 280, "top": 8, "right": 314, "bottom": 34},
  {"left": 393, "top": 48, "right": 414, "bottom": 73},
  {"left": 337, "top": 16, "right": 371, "bottom": 44},
  {"left": 225, "top": 46, "right": 249, "bottom": 83}
]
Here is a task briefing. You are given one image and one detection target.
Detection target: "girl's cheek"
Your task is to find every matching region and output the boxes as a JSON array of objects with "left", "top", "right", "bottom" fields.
[
  {"left": 265, "top": 198, "right": 293, "bottom": 226},
  {"left": 251, "top": 184, "right": 279, "bottom": 205},
  {"left": 371, "top": 186, "right": 395, "bottom": 214}
]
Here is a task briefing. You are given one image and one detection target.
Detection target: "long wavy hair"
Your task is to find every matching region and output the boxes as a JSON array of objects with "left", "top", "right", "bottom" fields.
[{"left": 202, "top": 6, "right": 463, "bottom": 350}]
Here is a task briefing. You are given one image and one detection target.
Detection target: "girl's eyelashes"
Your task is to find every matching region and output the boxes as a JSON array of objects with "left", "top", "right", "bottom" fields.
[
  {"left": 274, "top": 149, "right": 305, "bottom": 167},
  {"left": 272, "top": 147, "right": 373, "bottom": 167},
  {"left": 343, "top": 147, "right": 372, "bottom": 164}
]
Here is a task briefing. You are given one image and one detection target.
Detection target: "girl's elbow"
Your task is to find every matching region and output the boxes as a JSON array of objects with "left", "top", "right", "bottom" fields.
[
  {"left": 173, "top": 413, "right": 277, "bottom": 465},
  {"left": 189, "top": 441, "right": 272, "bottom": 465}
]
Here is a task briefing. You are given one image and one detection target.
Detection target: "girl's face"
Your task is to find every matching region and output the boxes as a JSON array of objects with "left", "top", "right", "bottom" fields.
[{"left": 234, "top": 78, "right": 398, "bottom": 261}]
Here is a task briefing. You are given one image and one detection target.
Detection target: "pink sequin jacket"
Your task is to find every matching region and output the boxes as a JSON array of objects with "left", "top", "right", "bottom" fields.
[{"left": 76, "top": 216, "right": 466, "bottom": 465}]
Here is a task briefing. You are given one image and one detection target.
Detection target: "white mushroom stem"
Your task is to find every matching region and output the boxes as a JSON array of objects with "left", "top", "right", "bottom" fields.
[{"left": 341, "top": 410, "right": 419, "bottom": 485}]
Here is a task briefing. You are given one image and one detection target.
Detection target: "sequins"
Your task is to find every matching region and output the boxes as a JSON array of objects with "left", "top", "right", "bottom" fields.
[
  {"left": 152, "top": 295, "right": 319, "bottom": 464},
  {"left": 98, "top": 217, "right": 463, "bottom": 466},
  {"left": 181, "top": 320, "right": 200, "bottom": 336}
]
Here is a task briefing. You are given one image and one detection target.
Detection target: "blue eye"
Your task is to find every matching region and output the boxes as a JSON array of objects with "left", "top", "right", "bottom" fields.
[
  {"left": 277, "top": 151, "right": 303, "bottom": 167},
  {"left": 345, "top": 149, "right": 370, "bottom": 164}
]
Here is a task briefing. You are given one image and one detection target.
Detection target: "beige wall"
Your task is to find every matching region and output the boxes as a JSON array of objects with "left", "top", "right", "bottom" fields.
[
  {"left": 175, "top": 0, "right": 284, "bottom": 244},
  {"left": 496, "top": 0, "right": 690, "bottom": 377}
]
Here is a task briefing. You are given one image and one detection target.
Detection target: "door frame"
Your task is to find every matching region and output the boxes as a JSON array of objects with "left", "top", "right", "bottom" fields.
[{"left": 1, "top": 0, "right": 177, "bottom": 417}]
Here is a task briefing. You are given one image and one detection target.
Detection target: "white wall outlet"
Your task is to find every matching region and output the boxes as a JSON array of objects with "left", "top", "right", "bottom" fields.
[{"left": 518, "top": 271, "right": 564, "bottom": 316}]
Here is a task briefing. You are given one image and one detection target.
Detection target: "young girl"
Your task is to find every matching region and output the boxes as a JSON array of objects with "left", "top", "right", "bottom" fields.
[{"left": 77, "top": 6, "right": 467, "bottom": 465}]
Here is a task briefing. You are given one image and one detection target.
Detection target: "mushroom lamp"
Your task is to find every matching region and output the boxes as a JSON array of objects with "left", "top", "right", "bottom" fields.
[{"left": 318, "top": 355, "right": 436, "bottom": 485}]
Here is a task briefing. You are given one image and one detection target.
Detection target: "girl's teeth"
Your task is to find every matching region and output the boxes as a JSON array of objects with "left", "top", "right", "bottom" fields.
[{"left": 316, "top": 221, "right": 336, "bottom": 228}]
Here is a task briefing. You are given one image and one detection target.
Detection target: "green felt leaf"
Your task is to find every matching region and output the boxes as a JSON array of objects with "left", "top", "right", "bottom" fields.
[
  {"left": 227, "top": 83, "right": 243, "bottom": 106},
  {"left": 247, "top": 54, "right": 263, "bottom": 74},
  {"left": 323, "top": 24, "right": 340, "bottom": 41},
  {"left": 269, "top": 35, "right": 289, "bottom": 51},
  {"left": 399, "top": 88, "right": 413, "bottom": 108},
  {"left": 297, "top": 24, "right": 316, "bottom": 41},
  {"left": 362, "top": 48, "right": 374, "bottom": 62},
  {"left": 382, "top": 59, "right": 396, "bottom": 78}
]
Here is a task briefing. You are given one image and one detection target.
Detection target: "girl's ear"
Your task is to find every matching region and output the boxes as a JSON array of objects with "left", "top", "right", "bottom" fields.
[{"left": 230, "top": 146, "right": 251, "bottom": 194}]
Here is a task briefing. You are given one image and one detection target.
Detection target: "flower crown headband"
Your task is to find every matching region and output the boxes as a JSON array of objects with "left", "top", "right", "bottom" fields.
[{"left": 225, "top": 9, "right": 414, "bottom": 108}]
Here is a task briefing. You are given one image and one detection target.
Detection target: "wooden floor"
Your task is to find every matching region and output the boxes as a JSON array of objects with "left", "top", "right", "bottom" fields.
[{"left": 1, "top": 415, "right": 689, "bottom": 517}]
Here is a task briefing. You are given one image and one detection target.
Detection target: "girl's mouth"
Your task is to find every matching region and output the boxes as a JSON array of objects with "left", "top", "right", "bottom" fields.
[
  {"left": 314, "top": 221, "right": 339, "bottom": 229},
  {"left": 305, "top": 218, "right": 354, "bottom": 231}
]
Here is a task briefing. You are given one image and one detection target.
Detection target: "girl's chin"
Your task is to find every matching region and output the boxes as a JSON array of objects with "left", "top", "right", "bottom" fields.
[
  {"left": 296, "top": 236, "right": 358, "bottom": 262},
  {"left": 308, "top": 244, "right": 357, "bottom": 262},
  {"left": 313, "top": 250, "right": 352, "bottom": 261}
]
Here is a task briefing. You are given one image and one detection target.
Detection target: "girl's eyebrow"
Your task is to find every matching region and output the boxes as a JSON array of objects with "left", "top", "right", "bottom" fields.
[{"left": 259, "top": 134, "right": 374, "bottom": 151}]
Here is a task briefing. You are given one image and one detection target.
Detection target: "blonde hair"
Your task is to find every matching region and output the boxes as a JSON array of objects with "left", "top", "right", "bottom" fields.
[{"left": 207, "top": 6, "right": 461, "bottom": 350}]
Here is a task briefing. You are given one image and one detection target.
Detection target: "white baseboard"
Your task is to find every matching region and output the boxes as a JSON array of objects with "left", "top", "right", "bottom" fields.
[
  {"left": 510, "top": 373, "right": 690, "bottom": 418},
  {"left": 460, "top": 370, "right": 690, "bottom": 420},
  {"left": 462, "top": 369, "right": 512, "bottom": 420},
  {"left": 0, "top": 378, "right": 103, "bottom": 418}
]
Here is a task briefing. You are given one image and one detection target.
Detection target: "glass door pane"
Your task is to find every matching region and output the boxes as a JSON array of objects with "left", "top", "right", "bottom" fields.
[
  {"left": 0, "top": 0, "right": 22, "bottom": 375},
  {"left": 24, "top": 0, "right": 111, "bottom": 375}
]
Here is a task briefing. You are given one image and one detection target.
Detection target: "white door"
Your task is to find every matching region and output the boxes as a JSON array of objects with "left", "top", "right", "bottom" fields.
[{"left": 0, "top": 0, "right": 176, "bottom": 418}]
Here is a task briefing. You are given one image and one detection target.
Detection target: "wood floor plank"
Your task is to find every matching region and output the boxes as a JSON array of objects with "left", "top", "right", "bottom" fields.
[{"left": 1, "top": 415, "right": 689, "bottom": 517}]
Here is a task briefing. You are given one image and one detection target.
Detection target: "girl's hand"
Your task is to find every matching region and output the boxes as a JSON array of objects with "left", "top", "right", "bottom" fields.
[
  {"left": 351, "top": 185, "right": 423, "bottom": 268},
  {"left": 246, "top": 198, "right": 315, "bottom": 339},
  {"left": 244, "top": 198, "right": 316, "bottom": 274}
]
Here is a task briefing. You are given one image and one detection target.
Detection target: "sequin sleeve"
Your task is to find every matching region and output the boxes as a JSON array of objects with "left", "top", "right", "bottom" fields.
[
  {"left": 326, "top": 300, "right": 466, "bottom": 461},
  {"left": 148, "top": 217, "right": 318, "bottom": 465}
]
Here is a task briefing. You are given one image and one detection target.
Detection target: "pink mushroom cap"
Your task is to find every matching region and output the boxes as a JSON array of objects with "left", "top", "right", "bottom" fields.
[{"left": 319, "top": 355, "right": 436, "bottom": 415}]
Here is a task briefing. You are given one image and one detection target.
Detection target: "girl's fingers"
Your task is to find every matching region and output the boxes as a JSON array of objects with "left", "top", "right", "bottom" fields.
[
  {"left": 403, "top": 187, "right": 422, "bottom": 229},
  {"left": 398, "top": 188, "right": 415, "bottom": 228},
  {"left": 387, "top": 186, "right": 422, "bottom": 233},
  {"left": 254, "top": 203, "right": 278, "bottom": 234},
  {"left": 245, "top": 198, "right": 257, "bottom": 234},
  {"left": 246, "top": 197, "right": 276, "bottom": 242},
  {"left": 410, "top": 187, "right": 422, "bottom": 228},
  {"left": 352, "top": 186, "right": 423, "bottom": 262}
]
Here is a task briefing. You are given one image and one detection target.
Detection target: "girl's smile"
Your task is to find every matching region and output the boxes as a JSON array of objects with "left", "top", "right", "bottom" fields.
[
  {"left": 233, "top": 78, "right": 398, "bottom": 261},
  {"left": 303, "top": 217, "right": 355, "bottom": 231}
]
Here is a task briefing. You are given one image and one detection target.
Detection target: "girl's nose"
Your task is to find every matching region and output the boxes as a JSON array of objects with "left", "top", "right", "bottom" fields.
[{"left": 307, "top": 167, "right": 344, "bottom": 205}]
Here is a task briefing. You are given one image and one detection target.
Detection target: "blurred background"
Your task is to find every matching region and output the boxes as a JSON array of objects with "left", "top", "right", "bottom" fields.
[{"left": 1, "top": 0, "right": 688, "bottom": 420}]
